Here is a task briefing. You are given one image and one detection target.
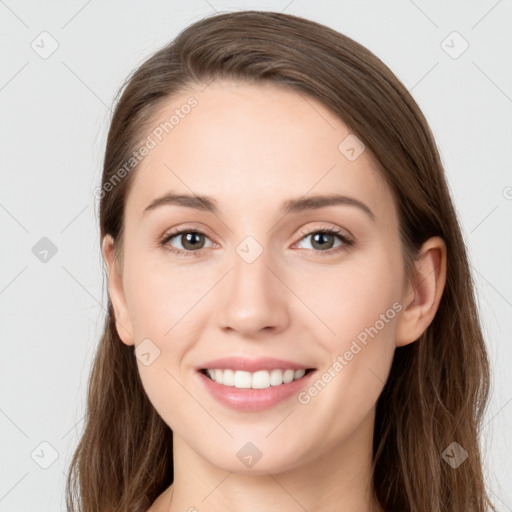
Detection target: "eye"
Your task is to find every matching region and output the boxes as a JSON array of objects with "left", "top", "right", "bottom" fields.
[
  {"left": 294, "top": 226, "right": 354, "bottom": 255},
  {"left": 160, "top": 227, "right": 214, "bottom": 258},
  {"left": 159, "top": 225, "right": 354, "bottom": 258}
]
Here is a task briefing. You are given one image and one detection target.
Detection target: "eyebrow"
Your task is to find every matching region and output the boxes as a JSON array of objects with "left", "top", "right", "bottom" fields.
[{"left": 143, "top": 192, "right": 375, "bottom": 220}]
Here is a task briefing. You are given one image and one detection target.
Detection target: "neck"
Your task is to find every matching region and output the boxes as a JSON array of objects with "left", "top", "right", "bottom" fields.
[{"left": 163, "top": 408, "right": 380, "bottom": 512}]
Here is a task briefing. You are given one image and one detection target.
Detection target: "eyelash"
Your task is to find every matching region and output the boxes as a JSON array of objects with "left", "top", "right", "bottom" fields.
[{"left": 159, "top": 225, "right": 354, "bottom": 259}]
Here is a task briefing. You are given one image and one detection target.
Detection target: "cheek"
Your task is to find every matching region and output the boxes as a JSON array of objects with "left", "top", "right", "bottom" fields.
[
  {"left": 122, "top": 255, "right": 213, "bottom": 416},
  {"left": 123, "top": 252, "right": 207, "bottom": 341},
  {"left": 303, "top": 252, "right": 403, "bottom": 350},
  {"left": 295, "top": 250, "right": 402, "bottom": 421},
  {"left": 123, "top": 257, "right": 206, "bottom": 430}
]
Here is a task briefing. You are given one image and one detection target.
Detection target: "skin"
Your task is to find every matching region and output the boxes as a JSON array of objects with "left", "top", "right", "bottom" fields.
[{"left": 102, "top": 80, "right": 446, "bottom": 512}]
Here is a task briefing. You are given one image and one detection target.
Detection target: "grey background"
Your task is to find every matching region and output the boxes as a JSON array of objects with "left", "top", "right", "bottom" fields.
[{"left": 1, "top": 1, "right": 511, "bottom": 510}]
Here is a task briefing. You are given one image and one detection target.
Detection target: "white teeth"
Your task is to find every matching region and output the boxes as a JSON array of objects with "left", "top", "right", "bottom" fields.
[
  {"left": 269, "top": 369, "right": 283, "bottom": 386},
  {"left": 252, "top": 370, "right": 269, "bottom": 389},
  {"left": 294, "top": 369, "right": 306, "bottom": 380},
  {"left": 234, "top": 370, "right": 252, "bottom": 389},
  {"left": 204, "top": 368, "right": 309, "bottom": 389},
  {"left": 213, "top": 369, "right": 222, "bottom": 384},
  {"left": 222, "top": 369, "right": 235, "bottom": 386},
  {"left": 283, "top": 369, "right": 295, "bottom": 383}
]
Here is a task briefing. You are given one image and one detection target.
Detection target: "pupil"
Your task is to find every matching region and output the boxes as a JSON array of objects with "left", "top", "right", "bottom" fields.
[
  {"left": 183, "top": 232, "right": 203, "bottom": 250},
  {"left": 312, "top": 233, "right": 333, "bottom": 250}
]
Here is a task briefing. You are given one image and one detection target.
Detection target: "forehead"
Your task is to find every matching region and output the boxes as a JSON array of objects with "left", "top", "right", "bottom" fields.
[{"left": 124, "top": 80, "right": 393, "bottom": 221}]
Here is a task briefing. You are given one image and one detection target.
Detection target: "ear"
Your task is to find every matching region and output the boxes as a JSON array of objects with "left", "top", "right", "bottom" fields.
[
  {"left": 396, "top": 236, "right": 447, "bottom": 347},
  {"left": 102, "top": 234, "right": 135, "bottom": 346}
]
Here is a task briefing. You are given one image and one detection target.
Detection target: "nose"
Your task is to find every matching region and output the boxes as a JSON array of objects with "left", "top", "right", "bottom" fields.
[{"left": 215, "top": 244, "right": 291, "bottom": 338}]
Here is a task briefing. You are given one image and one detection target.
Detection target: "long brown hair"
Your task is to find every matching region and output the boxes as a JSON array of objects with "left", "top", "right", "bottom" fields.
[{"left": 66, "top": 10, "right": 495, "bottom": 512}]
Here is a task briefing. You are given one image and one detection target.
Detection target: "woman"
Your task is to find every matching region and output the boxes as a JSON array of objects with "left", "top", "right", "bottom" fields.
[{"left": 66, "top": 10, "right": 495, "bottom": 512}]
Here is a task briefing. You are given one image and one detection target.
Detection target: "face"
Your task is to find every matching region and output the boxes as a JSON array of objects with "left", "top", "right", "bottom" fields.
[{"left": 105, "top": 80, "right": 412, "bottom": 475}]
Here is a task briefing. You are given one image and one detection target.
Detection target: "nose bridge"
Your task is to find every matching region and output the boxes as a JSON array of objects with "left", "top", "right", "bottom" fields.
[{"left": 217, "top": 235, "right": 289, "bottom": 335}]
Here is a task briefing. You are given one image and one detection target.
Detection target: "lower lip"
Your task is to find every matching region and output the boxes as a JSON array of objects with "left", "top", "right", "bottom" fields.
[{"left": 197, "top": 370, "right": 316, "bottom": 412}]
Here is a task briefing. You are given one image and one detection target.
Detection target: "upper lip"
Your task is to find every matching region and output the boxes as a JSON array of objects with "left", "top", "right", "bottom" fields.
[{"left": 197, "top": 357, "right": 315, "bottom": 373}]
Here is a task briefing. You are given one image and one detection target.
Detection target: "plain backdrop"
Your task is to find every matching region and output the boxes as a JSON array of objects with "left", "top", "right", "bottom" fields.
[{"left": 1, "top": 1, "right": 511, "bottom": 510}]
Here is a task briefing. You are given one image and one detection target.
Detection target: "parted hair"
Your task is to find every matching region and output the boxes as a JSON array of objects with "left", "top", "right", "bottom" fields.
[{"left": 66, "top": 10, "right": 495, "bottom": 512}]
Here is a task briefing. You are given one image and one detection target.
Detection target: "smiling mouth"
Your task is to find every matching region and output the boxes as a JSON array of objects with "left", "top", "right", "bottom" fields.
[{"left": 200, "top": 368, "right": 315, "bottom": 389}]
